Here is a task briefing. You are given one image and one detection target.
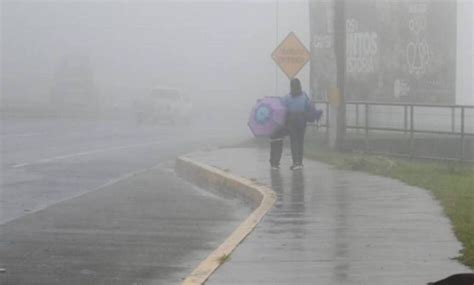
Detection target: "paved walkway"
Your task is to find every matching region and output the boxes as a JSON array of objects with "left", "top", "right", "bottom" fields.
[{"left": 186, "top": 147, "right": 470, "bottom": 285}]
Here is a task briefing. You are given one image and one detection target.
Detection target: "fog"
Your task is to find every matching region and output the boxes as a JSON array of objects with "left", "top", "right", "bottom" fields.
[
  {"left": 2, "top": 0, "right": 309, "bottom": 131},
  {"left": 1, "top": 1, "right": 473, "bottom": 284}
]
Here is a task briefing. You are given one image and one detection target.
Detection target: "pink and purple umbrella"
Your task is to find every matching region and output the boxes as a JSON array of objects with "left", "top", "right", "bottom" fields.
[{"left": 248, "top": 96, "right": 287, "bottom": 137}]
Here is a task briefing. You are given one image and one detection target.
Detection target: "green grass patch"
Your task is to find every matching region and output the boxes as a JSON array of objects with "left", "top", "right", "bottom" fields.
[
  {"left": 217, "top": 253, "right": 231, "bottom": 265},
  {"left": 304, "top": 140, "right": 474, "bottom": 268}
]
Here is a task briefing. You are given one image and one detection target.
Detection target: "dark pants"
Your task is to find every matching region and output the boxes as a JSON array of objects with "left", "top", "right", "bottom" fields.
[
  {"left": 288, "top": 125, "right": 306, "bottom": 165},
  {"left": 270, "top": 127, "right": 287, "bottom": 167}
]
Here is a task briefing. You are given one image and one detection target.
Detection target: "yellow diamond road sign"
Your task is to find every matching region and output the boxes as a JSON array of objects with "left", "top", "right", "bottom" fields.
[{"left": 271, "top": 32, "right": 310, "bottom": 79}]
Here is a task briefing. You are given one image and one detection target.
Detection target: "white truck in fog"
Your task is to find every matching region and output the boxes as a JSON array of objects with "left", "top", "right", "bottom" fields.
[{"left": 135, "top": 87, "right": 192, "bottom": 125}]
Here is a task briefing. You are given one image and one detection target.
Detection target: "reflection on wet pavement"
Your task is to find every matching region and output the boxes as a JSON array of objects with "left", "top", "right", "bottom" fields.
[{"left": 188, "top": 147, "right": 469, "bottom": 285}]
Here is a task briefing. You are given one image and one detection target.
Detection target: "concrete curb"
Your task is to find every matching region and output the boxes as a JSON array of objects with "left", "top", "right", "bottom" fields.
[{"left": 175, "top": 156, "right": 277, "bottom": 285}]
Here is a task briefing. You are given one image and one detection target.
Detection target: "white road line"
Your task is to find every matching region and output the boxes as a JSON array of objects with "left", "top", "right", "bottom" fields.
[
  {"left": 0, "top": 164, "right": 162, "bottom": 225},
  {"left": 0, "top": 132, "right": 47, "bottom": 138},
  {"left": 11, "top": 141, "right": 164, "bottom": 168}
]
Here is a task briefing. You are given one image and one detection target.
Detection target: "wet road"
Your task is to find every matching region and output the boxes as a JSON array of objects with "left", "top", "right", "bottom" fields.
[{"left": 0, "top": 118, "right": 249, "bottom": 284}]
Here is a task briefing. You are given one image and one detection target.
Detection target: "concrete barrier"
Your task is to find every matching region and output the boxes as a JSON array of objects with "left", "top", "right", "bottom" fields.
[{"left": 175, "top": 156, "right": 276, "bottom": 285}]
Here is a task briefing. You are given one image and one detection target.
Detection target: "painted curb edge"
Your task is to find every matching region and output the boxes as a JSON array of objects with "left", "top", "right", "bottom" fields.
[{"left": 175, "top": 156, "right": 277, "bottom": 285}]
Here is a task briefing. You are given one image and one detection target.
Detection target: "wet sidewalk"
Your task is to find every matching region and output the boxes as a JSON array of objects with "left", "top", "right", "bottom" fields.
[{"left": 186, "top": 147, "right": 470, "bottom": 285}]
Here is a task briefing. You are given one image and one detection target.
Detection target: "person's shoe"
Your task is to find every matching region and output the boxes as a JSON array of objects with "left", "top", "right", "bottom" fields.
[
  {"left": 291, "top": 164, "right": 303, "bottom": 170},
  {"left": 271, "top": 165, "right": 280, "bottom": 170}
]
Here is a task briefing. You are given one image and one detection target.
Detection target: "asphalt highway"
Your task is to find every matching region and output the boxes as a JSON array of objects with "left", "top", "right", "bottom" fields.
[{"left": 0, "top": 118, "right": 249, "bottom": 284}]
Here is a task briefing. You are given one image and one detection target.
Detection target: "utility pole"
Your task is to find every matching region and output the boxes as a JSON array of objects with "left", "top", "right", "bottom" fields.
[
  {"left": 275, "top": 0, "right": 279, "bottom": 96},
  {"left": 334, "top": 0, "right": 346, "bottom": 150}
]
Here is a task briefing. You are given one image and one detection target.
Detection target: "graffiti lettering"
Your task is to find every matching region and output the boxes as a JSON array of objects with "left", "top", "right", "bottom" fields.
[
  {"left": 346, "top": 19, "right": 378, "bottom": 73},
  {"left": 408, "top": 2, "right": 428, "bottom": 14},
  {"left": 312, "top": 35, "right": 332, "bottom": 49},
  {"left": 406, "top": 40, "right": 431, "bottom": 77},
  {"left": 406, "top": 1, "right": 431, "bottom": 78},
  {"left": 408, "top": 17, "right": 427, "bottom": 36},
  {"left": 347, "top": 33, "right": 378, "bottom": 57},
  {"left": 394, "top": 79, "right": 410, "bottom": 99}
]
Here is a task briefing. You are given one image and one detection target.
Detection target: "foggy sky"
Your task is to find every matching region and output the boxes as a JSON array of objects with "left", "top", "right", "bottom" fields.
[{"left": 2, "top": 0, "right": 310, "bottom": 118}]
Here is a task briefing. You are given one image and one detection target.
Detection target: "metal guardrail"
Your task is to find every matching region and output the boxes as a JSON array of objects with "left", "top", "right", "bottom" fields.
[{"left": 311, "top": 100, "right": 474, "bottom": 161}]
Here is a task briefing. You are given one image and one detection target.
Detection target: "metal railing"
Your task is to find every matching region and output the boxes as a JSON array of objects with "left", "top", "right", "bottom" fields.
[{"left": 311, "top": 100, "right": 474, "bottom": 162}]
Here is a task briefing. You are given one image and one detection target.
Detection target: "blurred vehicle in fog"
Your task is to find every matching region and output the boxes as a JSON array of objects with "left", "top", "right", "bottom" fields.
[
  {"left": 134, "top": 87, "right": 192, "bottom": 125},
  {"left": 50, "top": 55, "right": 100, "bottom": 118}
]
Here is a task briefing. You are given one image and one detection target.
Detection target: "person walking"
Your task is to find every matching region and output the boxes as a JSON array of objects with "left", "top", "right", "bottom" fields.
[{"left": 283, "top": 78, "right": 311, "bottom": 170}]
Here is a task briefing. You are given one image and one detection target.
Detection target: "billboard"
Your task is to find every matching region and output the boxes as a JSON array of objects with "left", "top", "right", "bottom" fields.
[{"left": 310, "top": 0, "right": 457, "bottom": 104}]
